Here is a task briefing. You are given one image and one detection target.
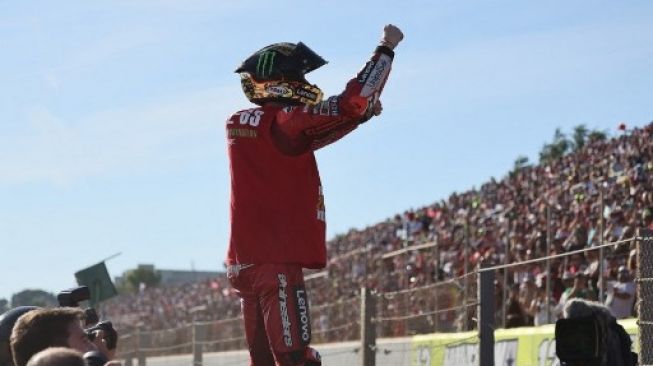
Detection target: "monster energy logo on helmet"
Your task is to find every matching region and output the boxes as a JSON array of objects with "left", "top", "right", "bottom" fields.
[{"left": 256, "top": 51, "right": 276, "bottom": 79}]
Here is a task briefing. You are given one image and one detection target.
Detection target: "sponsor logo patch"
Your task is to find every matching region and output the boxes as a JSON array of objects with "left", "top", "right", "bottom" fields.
[
  {"left": 328, "top": 96, "right": 339, "bottom": 116},
  {"left": 256, "top": 51, "right": 276, "bottom": 78},
  {"left": 228, "top": 128, "right": 257, "bottom": 138},
  {"left": 278, "top": 274, "right": 293, "bottom": 347},
  {"left": 295, "top": 287, "right": 311, "bottom": 345},
  {"left": 360, "top": 54, "right": 391, "bottom": 97},
  {"left": 357, "top": 60, "right": 376, "bottom": 83},
  {"left": 296, "top": 88, "right": 317, "bottom": 101},
  {"left": 441, "top": 339, "right": 518, "bottom": 366},
  {"left": 365, "top": 58, "right": 388, "bottom": 90},
  {"left": 266, "top": 85, "right": 292, "bottom": 97}
]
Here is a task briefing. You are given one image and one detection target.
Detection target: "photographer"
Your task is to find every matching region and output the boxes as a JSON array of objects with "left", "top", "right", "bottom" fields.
[
  {"left": 556, "top": 298, "right": 637, "bottom": 366},
  {"left": 9, "top": 308, "right": 114, "bottom": 366},
  {"left": 55, "top": 287, "right": 117, "bottom": 363}
]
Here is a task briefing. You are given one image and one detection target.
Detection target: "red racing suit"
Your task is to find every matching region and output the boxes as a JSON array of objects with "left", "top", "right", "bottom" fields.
[{"left": 226, "top": 45, "right": 395, "bottom": 365}]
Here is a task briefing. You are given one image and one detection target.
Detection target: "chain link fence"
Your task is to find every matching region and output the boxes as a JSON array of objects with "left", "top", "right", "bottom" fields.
[
  {"left": 116, "top": 230, "right": 651, "bottom": 365},
  {"left": 116, "top": 284, "right": 362, "bottom": 360},
  {"left": 374, "top": 271, "right": 478, "bottom": 337},
  {"left": 637, "top": 228, "right": 653, "bottom": 365}
]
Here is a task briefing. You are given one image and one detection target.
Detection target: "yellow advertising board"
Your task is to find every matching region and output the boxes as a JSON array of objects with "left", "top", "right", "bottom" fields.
[{"left": 411, "top": 318, "right": 637, "bottom": 366}]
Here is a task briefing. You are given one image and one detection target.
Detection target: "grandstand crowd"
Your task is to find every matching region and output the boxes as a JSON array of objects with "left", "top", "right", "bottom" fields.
[{"left": 99, "top": 122, "right": 653, "bottom": 340}]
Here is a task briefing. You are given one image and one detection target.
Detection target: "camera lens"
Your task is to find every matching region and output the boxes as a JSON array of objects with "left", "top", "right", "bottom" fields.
[{"left": 86, "top": 330, "right": 96, "bottom": 342}]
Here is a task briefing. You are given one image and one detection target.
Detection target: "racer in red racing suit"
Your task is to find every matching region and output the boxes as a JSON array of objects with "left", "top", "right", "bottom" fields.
[{"left": 226, "top": 25, "right": 403, "bottom": 366}]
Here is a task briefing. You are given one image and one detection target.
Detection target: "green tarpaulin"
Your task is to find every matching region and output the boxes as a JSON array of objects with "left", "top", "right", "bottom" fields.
[{"left": 74, "top": 262, "right": 117, "bottom": 306}]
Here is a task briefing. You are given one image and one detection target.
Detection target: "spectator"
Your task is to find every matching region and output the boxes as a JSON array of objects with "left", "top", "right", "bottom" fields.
[
  {"left": 557, "top": 272, "right": 596, "bottom": 318},
  {"left": 10, "top": 308, "right": 108, "bottom": 366},
  {"left": 605, "top": 266, "right": 636, "bottom": 319},
  {"left": 25, "top": 348, "right": 84, "bottom": 366},
  {"left": 505, "top": 284, "right": 526, "bottom": 328},
  {"left": 518, "top": 274, "right": 537, "bottom": 325},
  {"left": 584, "top": 249, "right": 608, "bottom": 292},
  {"left": 643, "top": 208, "right": 653, "bottom": 229},
  {"left": 529, "top": 284, "right": 557, "bottom": 326}
]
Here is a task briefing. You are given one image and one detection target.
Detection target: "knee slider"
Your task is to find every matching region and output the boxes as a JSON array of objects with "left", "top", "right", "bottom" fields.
[{"left": 277, "top": 347, "right": 321, "bottom": 366}]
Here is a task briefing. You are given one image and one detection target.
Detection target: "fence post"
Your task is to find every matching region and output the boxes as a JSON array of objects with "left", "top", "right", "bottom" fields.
[
  {"left": 192, "top": 321, "right": 204, "bottom": 366},
  {"left": 136, "top": 327, "right": 146, "bottom": 366},
  {"left": 463, "top": 218, "right": 470, "bottom": 331},
  {"left": 122, "top": 334, "right": 133, "bottom": 366},
  {"left": 546, "top": 205, "right": 552, "bottom": 324},
  {"left": 502, "top": 217, "right": 510, "bottom": 328},
  {"left": 598, "top": 189, "right": 605, "bottom": 302},
  {"left": 360, "top": 287, "right": 376, "bottom": 366},
  {"left": 478, "top": 263, "right": 495, "bottom": 366},
  {"left": 637, "top": 228, "right": 653, "bottom": 365},
  {"left": 434, "top": 239, "right": 440, "bottom": 332}
]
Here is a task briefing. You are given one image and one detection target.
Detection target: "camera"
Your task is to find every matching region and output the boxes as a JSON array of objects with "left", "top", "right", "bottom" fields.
[
  {"left": 57, "top": 287, "right": 118, "bottom": 351},
  {"left": 555, "top": 316, "right": 601, "bottom": 365},
  {"left": 85, "top": 322, "right": 117, "bottom": 350},
  {"left": 555, "top": 299, "right": 636, "bottom": 366},
  {"left": 57, "top": 286, "right": 90, "bottom": 308},
  {"left": 57, "top": 287, "right": 99, "bottom": 326}
]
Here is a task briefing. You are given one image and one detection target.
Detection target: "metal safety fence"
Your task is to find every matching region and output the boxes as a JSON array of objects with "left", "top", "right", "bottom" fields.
[
  {"left": 637, "top": 229, "right": 653, "bottom": 366},
  {"left": 116, "top": 288, "right": 363, "bottom": 364},
  {"left": 472, "top": 230, "right": 651, "bottom": 365},
  {"left": 374, "top": 271, "right": 478, "bottom": 337},
  {"left": 116, "top": 229, "right": 652, "bottom": 366}
]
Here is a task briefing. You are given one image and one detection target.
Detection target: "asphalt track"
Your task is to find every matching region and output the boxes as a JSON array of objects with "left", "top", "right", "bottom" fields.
[{"left": 143, "top": 337, "right": 413, "bottom": 366}]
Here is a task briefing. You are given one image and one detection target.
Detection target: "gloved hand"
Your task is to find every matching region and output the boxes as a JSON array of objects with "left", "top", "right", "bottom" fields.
[{"left": 380, "top": 24, "right": 404, "bottom": 50}]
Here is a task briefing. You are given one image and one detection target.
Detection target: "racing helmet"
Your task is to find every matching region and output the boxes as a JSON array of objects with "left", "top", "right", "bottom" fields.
[{"left": 235, "top": 42, "right": 327, "bottom": 106}]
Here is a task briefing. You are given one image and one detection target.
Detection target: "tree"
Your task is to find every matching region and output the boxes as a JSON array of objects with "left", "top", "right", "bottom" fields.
[
  {"left": 122, "top": 265, "right": 162, "bottom": 293},
  {"left": 510, "top": 155, "right": 531, "bottom": 178},
  {"left": 11, "top": 289, "right": 57, "bottom": 307},
  {"left": 513, "top": 155, "right": 530, "bottom": 171},
  {"left": 539, "top": 128, "right": 570, "bottom": 164},
  {"left": 588, "top": 129, "right": 608, "bottom": 142},
  {"left": 571, "top": 124, "right": 588, "bottom": 151},
  {"left": 0, "top": 298, "right": 8, "bottom": 313}
]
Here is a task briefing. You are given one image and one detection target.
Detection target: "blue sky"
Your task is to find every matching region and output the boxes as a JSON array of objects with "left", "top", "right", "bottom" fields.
[{"left": 1, "top": 1, "right": 652, "bottom": 301}]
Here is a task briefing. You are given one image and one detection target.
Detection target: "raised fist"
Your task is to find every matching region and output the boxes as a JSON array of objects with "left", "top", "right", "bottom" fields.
[{"left": 380, "top": 24, "right": 404, "bottom": 50}]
